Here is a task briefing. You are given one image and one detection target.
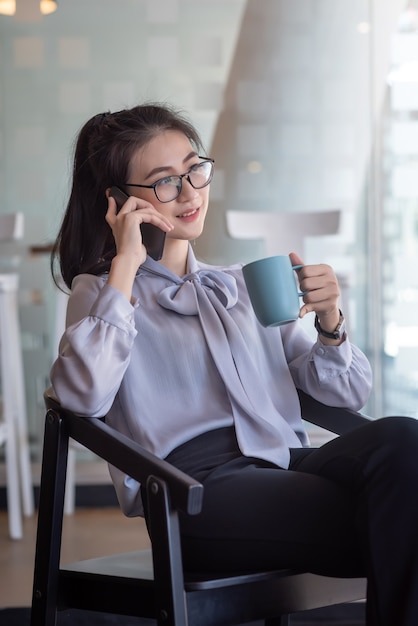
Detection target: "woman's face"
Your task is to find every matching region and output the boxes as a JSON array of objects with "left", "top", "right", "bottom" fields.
[{"left": 126, "top": 130, "right": 211, "bottom": 243}]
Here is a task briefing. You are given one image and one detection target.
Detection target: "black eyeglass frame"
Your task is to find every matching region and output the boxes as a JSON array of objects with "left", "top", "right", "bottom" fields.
[{"left": 123, "top": 157, "right": 215, "bottom": 203}]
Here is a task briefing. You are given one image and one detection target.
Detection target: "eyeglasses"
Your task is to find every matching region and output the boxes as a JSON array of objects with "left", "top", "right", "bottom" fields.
[{"left": 124, "top": 157, "right": 214, "bottom": 203}]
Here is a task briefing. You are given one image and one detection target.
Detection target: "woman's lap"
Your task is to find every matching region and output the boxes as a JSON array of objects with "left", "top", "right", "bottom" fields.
[
  {"left": 179, "top": 455, "right": 363, "bottom": 575},
  {"left": 167, "top": 427, "right": 364, "bottom": 575},
  {"left": 166, "top": 416, "right": 418, "bottom": 577}
]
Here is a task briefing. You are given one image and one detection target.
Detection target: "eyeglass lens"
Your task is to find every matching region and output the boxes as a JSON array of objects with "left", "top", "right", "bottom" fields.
[{"left": 156, "top": 161, "right": 213, "bottom": 202}]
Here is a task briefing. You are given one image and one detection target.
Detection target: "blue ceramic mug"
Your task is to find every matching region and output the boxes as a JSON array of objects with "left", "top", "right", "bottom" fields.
[{"left": 242, "top": 255, "right": 304, "bottom": 327}]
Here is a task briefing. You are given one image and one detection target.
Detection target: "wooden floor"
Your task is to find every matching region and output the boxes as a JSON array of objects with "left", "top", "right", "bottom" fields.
[{"left": 0, "top": 507, "right": 150, "bottom": 608}]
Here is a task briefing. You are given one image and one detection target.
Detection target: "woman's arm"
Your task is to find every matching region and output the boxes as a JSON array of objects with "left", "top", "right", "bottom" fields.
[
  {"left": 50, "top": 274, "right": 137, "bottom": 416},
  {"left": 282, "top": 320, "right": 372, "bottom": 411},
  {"left": 280, "top": 252, "right": 372, "bottom": 410}
]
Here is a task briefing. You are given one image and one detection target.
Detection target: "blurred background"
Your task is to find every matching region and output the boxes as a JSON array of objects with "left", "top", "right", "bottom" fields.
[{"left": 0, "top": 0, "right": 417, "bottom": 481}]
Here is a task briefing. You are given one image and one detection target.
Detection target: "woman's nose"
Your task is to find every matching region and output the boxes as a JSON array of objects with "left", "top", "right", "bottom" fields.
[{"left": 179, "top": 176, "right": 198, "bottom": 200}]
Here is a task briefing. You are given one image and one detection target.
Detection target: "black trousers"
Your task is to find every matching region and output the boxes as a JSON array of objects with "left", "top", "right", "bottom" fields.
[{"left": 164, "top": 417, "right": 418, "bottom": 626}]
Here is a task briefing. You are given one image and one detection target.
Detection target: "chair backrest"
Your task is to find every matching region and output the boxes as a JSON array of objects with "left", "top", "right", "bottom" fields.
[{"left": 226, "top": 209, "right": 341, "bottom": 257}]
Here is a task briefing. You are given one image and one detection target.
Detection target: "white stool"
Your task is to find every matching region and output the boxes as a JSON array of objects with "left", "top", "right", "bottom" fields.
[
  {"left": 54, "top": 286, "right": 77, "bottom": 515},
  {"left": 0, "top": 273, "right": 34, "bottom": 538},
  {"left": 31, "top": 248, "right": 78, "bottom": 516},
  {"left": 52, "top": 280, "right": 78, "bottom": 515}
]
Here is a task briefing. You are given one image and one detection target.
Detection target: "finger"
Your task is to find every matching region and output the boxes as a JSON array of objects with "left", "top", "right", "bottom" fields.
[
  {"left": 107, "top": 194, "right": 172, "bottom": 231},
  {"left": 298, "top": 268, "right": 339, "bottom": 295},
  {"left": 299, "top": 301, "right": 325, "bottom": 318},
  {"left": 299, "top": 300, "right": 333, "bottom": 318},
  {"left": 300, "top": 289, "right": 340, "bottom": 318},
  {"left": 116, "top": 195, "right": 143, "bottom": 215},
  {"left": 105, "top": 196, "right": 118, "bottom": 224},
  {"left": 299, "top": 303, "right": 310, "bottom": 319},
  {"left": 300, "top": 282, "right": 339, "bottom": 303},
  {"left": 289, "top": 251, "right": 304, "bottom": 268},
  {"left": 133, "top": 208, "right": 174, "bottom": 233}
]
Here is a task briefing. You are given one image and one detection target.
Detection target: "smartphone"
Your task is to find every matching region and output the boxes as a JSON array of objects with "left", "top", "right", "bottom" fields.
[{"left": 109, "top": 186, "right": 166, "bottom": 261}]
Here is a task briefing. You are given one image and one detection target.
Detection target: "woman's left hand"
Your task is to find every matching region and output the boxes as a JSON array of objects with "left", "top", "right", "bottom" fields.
[{"left": 289, "top": 252, "right": 341, "bottom": 333}]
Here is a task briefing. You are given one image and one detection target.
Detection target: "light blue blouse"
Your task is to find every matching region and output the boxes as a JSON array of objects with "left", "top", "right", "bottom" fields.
[{"left": 51, "top": 247, "right": 372, "bottom": 516}]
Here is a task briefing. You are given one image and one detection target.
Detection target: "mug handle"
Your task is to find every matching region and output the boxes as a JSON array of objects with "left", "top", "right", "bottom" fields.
[{"left": 291, "top": 264, "right": 306, "bottom": 297}]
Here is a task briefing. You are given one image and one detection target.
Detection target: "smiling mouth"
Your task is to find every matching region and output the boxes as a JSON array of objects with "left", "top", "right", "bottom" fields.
[{"left": 177, "top": 208, "right": 199, "bottom": 218}]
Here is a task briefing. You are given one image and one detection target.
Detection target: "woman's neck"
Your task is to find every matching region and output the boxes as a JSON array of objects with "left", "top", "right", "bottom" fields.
[{"left": 158, "top": 238, "right": 190, "bottom": 277}]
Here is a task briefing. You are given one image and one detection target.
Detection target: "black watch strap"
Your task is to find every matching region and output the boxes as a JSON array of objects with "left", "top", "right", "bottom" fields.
[{"left": 314, "top": 310, "right": 346, "bottom": 340}]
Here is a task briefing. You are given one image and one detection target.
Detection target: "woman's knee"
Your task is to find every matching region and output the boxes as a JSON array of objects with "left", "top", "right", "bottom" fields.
[
  {"left": 370, "top": 416, "right": 418, "bottom": 473},
  {"left": 373, "top": 415, "right": 418, "bottom": 443}
]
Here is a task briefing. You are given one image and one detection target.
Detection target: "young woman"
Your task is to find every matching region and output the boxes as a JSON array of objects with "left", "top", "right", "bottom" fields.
[{"left": 50, "top": 103, "right": 418, "bottom": 626}]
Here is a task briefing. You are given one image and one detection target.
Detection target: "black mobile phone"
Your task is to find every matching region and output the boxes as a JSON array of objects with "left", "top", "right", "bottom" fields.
[{"left": 109, "top": 186, "right": 166, "bottom": 261}]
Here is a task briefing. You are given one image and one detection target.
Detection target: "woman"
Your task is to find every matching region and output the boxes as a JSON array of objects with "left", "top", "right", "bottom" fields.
[{"left": 51, "top": 103, "right": 418, "bottom": 626}]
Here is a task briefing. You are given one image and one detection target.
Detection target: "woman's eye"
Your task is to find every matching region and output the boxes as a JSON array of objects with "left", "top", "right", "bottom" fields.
[{"left": 158, "top": 176, "right": 175, "bottom": 186}]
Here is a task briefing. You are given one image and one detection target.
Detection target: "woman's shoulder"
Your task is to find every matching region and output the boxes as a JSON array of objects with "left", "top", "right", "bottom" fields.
[
  {"left": 68, "top": 273, "right": 110, "bottom": 315},
  {"left": 67, "top": 272, "right": 135, "bottom": 327},
  {"left": 71, "top": 272, "right": 108, "bottom": 292}
]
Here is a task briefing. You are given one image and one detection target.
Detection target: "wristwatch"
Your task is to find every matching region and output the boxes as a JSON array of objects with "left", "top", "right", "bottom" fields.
[{"left": 314, "top": 310, "right": 346, "bottom": 340}]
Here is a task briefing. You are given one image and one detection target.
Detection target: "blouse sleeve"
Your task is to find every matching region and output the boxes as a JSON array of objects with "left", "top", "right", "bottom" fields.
[
  {"left": 50, "top": 274, "right": 137, "bottom": 416},
  {"left": 280, "top": 320, "right": 373, "bottom": 411}
]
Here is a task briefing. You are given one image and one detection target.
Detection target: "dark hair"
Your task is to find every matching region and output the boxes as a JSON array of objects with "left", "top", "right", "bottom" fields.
[{"left": 52, "top": 103, "right": 204, "bottom": 290}]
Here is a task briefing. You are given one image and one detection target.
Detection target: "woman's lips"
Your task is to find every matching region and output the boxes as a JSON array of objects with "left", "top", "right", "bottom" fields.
[{"left": 176, "top": 207, "right": 200, "bottom": 222}]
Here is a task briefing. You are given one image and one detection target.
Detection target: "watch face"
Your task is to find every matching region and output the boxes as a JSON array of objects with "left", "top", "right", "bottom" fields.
[{"left": 336, "top": 319, "right": 347, "bottom": 339}]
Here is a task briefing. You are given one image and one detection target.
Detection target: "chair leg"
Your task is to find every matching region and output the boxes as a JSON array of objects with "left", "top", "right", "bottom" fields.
[
  {"left": 4, "top": 416, "right": 23, "bottom": 539},
  {"left": 0, "top": 277, "right": 34, "bottom": 531},
  {"left": 31, "top": 409, "right": 69, "bottom": 626},
  {"left": 147, "top": 476, "right": 188, "bottom": 626},
  {"left": 64, "top": 443, "right": 76, "bottom": 515},
  {"left": 8, "top": 285, "right": 34, "bottom": 517},
  {"left": 0, "top": 285, "right": 23, "bottom": 539}
]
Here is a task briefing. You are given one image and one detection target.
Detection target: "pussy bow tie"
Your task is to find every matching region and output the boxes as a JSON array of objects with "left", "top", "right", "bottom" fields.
[
  {"left": 157, "top": 269, "right": 238, "bottom": 315},
  {"left": 152, "top": 266, "right": 300, "bottom": 468}
]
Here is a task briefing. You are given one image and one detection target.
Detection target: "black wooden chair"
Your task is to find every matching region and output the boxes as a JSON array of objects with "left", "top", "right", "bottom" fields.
[{"left": 31, "top": 389, "right": 370, "bottom": 626}]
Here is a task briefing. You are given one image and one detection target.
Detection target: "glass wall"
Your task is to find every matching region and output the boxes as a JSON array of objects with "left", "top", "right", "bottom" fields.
[
  {"left": 198, "top": 0, "right": 418, "bottom": 421},
  {"left": 0, "top": 0, "right": 248, "bottom": 460},
  {"left": 380, "top": 3, "right": 418, "bottom": 418},
  {"left": 0, "top": 0, "right": 417, "bottom": 473}
]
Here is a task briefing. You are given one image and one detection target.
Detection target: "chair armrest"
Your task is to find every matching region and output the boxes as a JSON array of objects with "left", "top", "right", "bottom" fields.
[
  {"left": 297, "top": 389, "right": 372, "bottom": 435},
  {"left": 44, "top": 389, "right": 203, "bottom": 516},
  {"left": 43, "top": 387, "right": 369, "bottom": 516}
]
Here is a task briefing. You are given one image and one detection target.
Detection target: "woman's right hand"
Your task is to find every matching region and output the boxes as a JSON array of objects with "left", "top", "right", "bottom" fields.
[
  {"left": 106, "top": 192, "right": 172, "bottom": 264},
  {"left": 105, "top": 192, "right": 173, "bottom": 300}
]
